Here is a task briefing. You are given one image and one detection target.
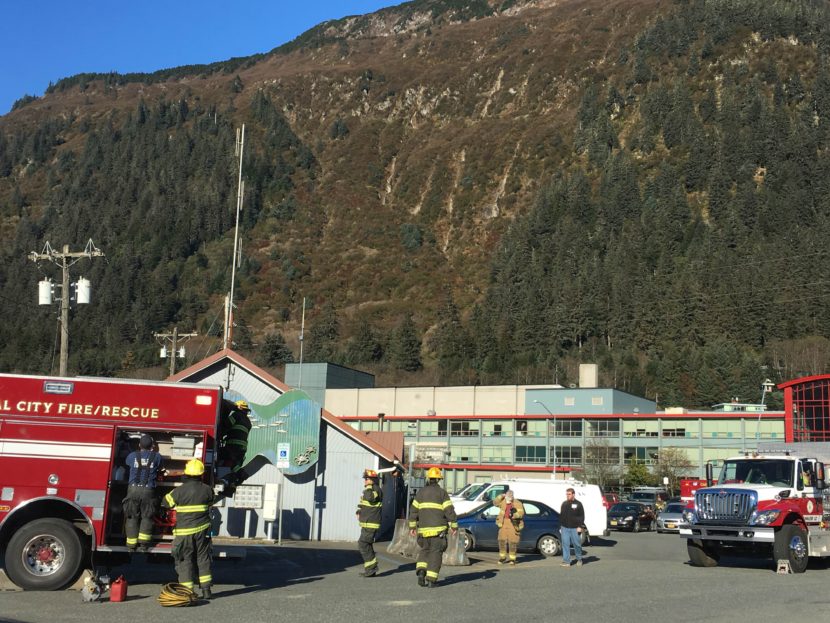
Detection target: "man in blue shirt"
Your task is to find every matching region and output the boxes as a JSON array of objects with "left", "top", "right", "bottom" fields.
[{"left": 123, "top": 434, "right": 162, "bottom": 552}]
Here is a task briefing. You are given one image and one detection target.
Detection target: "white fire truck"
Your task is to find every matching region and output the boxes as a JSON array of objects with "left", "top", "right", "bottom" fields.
[
  {"left": 0, "top": 373, "right": 234, "bottom": 590},
  {"left": 680, "top": 450, "right": 830, "bottom": 572}
]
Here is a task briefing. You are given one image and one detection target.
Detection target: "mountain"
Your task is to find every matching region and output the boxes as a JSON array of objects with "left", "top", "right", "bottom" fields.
[{"left": 1, "top": 0, "right": 829, "bottom": 407}]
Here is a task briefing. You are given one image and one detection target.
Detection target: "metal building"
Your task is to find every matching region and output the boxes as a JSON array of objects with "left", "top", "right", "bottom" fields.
[{"left": 170, "top": 350, "right": 403, "bottom": 541}]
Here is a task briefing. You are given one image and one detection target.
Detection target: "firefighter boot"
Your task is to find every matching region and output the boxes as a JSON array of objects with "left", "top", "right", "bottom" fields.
[
  {"left": 201, "top": 586, "right": 212, "bottom": 600},
  {"left": 416, "top": 569, "right": 426, "bottom": 587},
  {"left": 359, "top": 566, "right": 378, "bottom": 578}
]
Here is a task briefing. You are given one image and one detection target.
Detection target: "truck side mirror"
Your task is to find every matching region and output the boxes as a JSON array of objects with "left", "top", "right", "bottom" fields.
[
  {"left": 705, "top": 462, "right": 713, "bottom": 487},
  {"left": 815, "top": 462, "right": 826, "bottom": 490}
]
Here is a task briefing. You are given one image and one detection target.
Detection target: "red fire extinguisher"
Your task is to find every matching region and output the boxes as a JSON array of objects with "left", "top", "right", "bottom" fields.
[{"left": 110, "top": 576, "right": 128, "bottom": 602}]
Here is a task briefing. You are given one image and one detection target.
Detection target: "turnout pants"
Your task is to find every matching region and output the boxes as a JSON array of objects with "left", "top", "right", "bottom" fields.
[
  {"left": 172, "top": 529, "right": 213, "bottom": 589},
  {"left": 358, "top": 528, "right": 378, "bottom": 571},
  {"left": 416, "top": 534, "right": 448, "bottom": 582},
  {"left": 498, "top": 523, "right": 521, "bottom": 562},
  {"left": 123, "top": 485, "right": 158, "bottom": 549}
]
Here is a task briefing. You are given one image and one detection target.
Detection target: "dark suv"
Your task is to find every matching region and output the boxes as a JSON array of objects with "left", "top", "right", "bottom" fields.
[{"left": 628, "top": 490, "right": 669, "bottom": 510}]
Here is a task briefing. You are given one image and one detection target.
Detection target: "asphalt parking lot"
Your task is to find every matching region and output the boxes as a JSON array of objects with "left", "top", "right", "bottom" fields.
[{"left": 2, "top": 530, "right": 830, "bottom": 623}]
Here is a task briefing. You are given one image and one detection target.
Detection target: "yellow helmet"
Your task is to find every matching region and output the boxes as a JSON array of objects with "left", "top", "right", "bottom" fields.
[
  {"left": 363, "top": 469, "right": 379, "bottom": 479},
  {"left": 426, "top": 467, "right": 443, "bottom": 480},
  {"left": 184, "top": 458, "right": 205, "bottom": 477},
  {"left": 235, "top": 400, "right": 250, "bottom": 411}
]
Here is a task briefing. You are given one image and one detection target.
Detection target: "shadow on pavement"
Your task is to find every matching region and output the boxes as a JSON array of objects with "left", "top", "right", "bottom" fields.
[{"left": 439, "top": 569, "right": 499, "bottom": 586}]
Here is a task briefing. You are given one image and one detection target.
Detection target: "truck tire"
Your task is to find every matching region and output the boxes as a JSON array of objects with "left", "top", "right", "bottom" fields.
[
  {"left": 773, "top": 524, "right": 809, "bottom": 574},
  {"left": 687, "top": 539, "right": 719, "bottom": 567},
  {"left": 4, "top": 518, "right": 85, "bottom": 590}
]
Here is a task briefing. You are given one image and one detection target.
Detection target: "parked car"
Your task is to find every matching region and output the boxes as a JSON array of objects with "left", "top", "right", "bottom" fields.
[
  {"left": 451, "top": 482, "right": 489, "bottom": 501},
  {"left": 608, "top": 502, "right": 656, "bottom": 532},
  {"left": 602, "top": 492, "right": 620, "bottom": 510},
  {"left": 627, "top": 489, "right": 670, "bottom": 510},
  {"left": 457, "top": 499, "right": 563, "bottom": 557},
  {"left": 655, "top": 502, "right": 686, "bottom": 533},
  {"left": 452, "top": 479, "right": 608, "bottom": 538}
]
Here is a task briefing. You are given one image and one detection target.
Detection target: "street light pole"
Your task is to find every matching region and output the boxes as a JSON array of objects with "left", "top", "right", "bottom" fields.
[
  {"left": 534, "top": 400, "right": 557, "bottom": 479},
  {"left": 755, "top": 378, "right": 775, "bottom": 444}
]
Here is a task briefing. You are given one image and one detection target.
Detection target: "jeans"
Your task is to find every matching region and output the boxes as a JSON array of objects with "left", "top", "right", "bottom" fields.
[{"left": 561, "top": 527, "right": 582, "bottom": 564}]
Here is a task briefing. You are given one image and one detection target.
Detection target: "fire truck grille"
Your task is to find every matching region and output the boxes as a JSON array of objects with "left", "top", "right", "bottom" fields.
[{"left": 695, "top": 490, "right": 755, "bottom": 523}]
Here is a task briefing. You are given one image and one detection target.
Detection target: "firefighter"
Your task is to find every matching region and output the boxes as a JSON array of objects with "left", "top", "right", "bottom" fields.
[
  {"left": 123, "top": 434, "right": 162, "bottom": 552},
  {"left": 163, "top": 458, "right": 216, "bottom": 600},
  {"left": 409, "top": 467, "right": 457, "bottom": 587},
  {"left": 356, "top": 468, "right": 383, "bottom": 577},
  {"left": 493, "top": 490, "right": 525, "bottom": 565},
  {"left": 218, "top": 399, "right": 252, "bottom": 490}
]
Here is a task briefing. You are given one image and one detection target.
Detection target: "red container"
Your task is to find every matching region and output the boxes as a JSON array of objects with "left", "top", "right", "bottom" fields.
[{"left": 110, "top": 576, "right": 128, "bottom": 602}]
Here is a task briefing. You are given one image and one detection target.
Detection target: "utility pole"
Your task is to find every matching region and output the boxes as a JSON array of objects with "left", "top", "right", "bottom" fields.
[
  {"left": 154, "top": 327, "right": 198, "bottom": 377},
  {"left": 223, "top": 124, "right": 245, "bottom": 350},
  {"left": 30, "top": 240, "right": 104, "bottom": 376}
]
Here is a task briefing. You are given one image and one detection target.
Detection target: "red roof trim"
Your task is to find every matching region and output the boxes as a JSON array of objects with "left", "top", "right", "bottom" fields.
[
  {"left": 338, "top": 412, "right": 784, "bottom": 421},
  {"left": 777, "top": 374, "right": 830, "bottom": 390},
  {"left": 413, "top": 463, "right": 569, "bottom": 472},
  {"left": 170, "top": 349, "right": 400, "bottom": 462}
]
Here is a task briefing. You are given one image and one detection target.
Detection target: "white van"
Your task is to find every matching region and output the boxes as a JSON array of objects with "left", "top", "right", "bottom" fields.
[{"left": 452, "top": 479, "right": 609, "bottom": 538}]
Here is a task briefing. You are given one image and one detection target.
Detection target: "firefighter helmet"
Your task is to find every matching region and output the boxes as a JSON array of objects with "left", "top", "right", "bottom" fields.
[
  {"left": 426, "top": 467, "right": 443, "bottom": 480},
  {"left": 363, "top": 469, "right": 379, "bottom": 479},
  {"left": 235, "top": 400, "right": 250, "bottom": 411},
  {"left": 184, "top": 458, "right": 205, "bottom": 477}
]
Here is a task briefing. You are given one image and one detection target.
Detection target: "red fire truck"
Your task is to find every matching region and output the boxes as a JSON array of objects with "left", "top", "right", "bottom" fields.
[
  {"left": 680, "top": 451, "right": 830, "bottom": 573},
  {"left": 0, "top": 373, "right": 228, "bottom": 590}
]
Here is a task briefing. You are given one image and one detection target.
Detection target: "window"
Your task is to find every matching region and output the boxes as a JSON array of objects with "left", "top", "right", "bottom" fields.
[
  {"left": 516, "top": 445, "right": 547, "bottom": 463},
  {"left": 592, "top": 396, "right": 604, "bottom": 406},
  {"left": 553, "top": 446, "right": 582, "bottom": 466},
  {"left": 662, "top": 428, "right": 686, "bottom": 437},
  {"left": 585, "top": 419, "right": 620, "bottom": 437},
  {"left": 483, "top": 420, "right": 513, "bottom": 436},
  {"left": 387, "top": 420, "right": 417, "bottom": 437},
  {"left": 564, "top": 397, "right": 575, "bottom": 406},
  {"left": 516, "top": 420, "right": 528, "bottom": 435},
  {"left": 449, "top": 446, "right": 480, "bottom": 462},
  {"left": 481, "top": 446, "right": 512, "bottom": 463},
  {"left": 450, "top": 420, "right": 479, "bottom": 437},
  {"left": 527, "top": 421, "right": 547, "bottom": 437},
  {"left": 585, "top": 445, "right": 620, "bottom": 464},
  {"left": 419, "top": 420, "right": 448, "bottom": 437},
  {"left": 553, "top": 420, "right": 582, "bottom": 437},
  {"left": 522, "top": 502, "right": 543, "bottom": 517},
  {"left": 624, "top": 447, "right": 659, "bottom": 465}
]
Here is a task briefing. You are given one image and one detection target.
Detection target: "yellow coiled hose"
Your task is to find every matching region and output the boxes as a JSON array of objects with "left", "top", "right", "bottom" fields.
[{"left": 158, "top": 582, "right": 197, "bottom": 607}]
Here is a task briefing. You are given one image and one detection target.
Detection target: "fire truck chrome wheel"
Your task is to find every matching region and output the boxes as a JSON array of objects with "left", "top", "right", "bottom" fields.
[
  {"left": 21, "top": 533, "right": 66, "bottom": 576},
  {"left": 773, "top": 524, "right": 809, "bottom": 574},
  {"left": 788, "top": 535, "right": 808, "bottom": 561}
]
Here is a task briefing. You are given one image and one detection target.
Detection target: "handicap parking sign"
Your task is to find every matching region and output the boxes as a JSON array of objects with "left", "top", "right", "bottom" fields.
[{"left": 277, "top": 442, "right": 290, "bottom": 469}]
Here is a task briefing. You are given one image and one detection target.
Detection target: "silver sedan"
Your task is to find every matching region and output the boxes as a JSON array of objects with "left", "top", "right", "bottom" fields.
[{"left": 656, "top": 502, "right": 686, "bottom": 533}]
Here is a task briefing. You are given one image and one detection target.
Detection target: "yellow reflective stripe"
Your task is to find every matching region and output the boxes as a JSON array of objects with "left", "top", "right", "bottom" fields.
[
  {"left": 182, "top": 581, "right": 194, "bottom": 588},
  {"left": 449, "top": 522, "right": 458, "bottom": 529},
  {"left": 137, "top": 533, "right": 153, "bottom": 541},
  {"left": 426, "top": 571, "right": 439, "bottom": 580},
  {"left": 415, "top": 502, "right": 444, "bottom": 510},
  {"left": 442, "top": 500, "right": 454, "bottom": 509},
  {"left": 416, "top": 562, "right": 428, "bottom": 569},
  {"left": 359, "top": 522, "right": 380, "bottom": 529},
  {"left": 126, "top": 537, "right": 138, "bottom": 545},
  {"left": 417, "top": 526, "right": 447, "bottom": 537},
  {"left": 172, "top": 522, "right": 211, "bottom": 536},
  {"left": 363, "top": 559, "right": 377, "bottom": 568},
  {"left": 164, "top": 492, "right": 176, "bottom": 507},
  {"left": 175, "top": 505, "right": 210, "bottom": 513},
  {"left": 358, "top": 500, "right": 382, "bottom": 507},
  {"left": 408, "top": 521, "right": 417, "bottom": 528},
  {"left": 199, "top": 575, "right": 212, "bottom": 584},
  {"left": 412, "top": 500, "right": 421, "bottom": 508}
]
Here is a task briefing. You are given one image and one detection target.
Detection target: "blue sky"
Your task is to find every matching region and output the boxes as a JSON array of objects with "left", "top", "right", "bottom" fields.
[{"left": 0, "top": 1, "right": 400, "bottom": 115}]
